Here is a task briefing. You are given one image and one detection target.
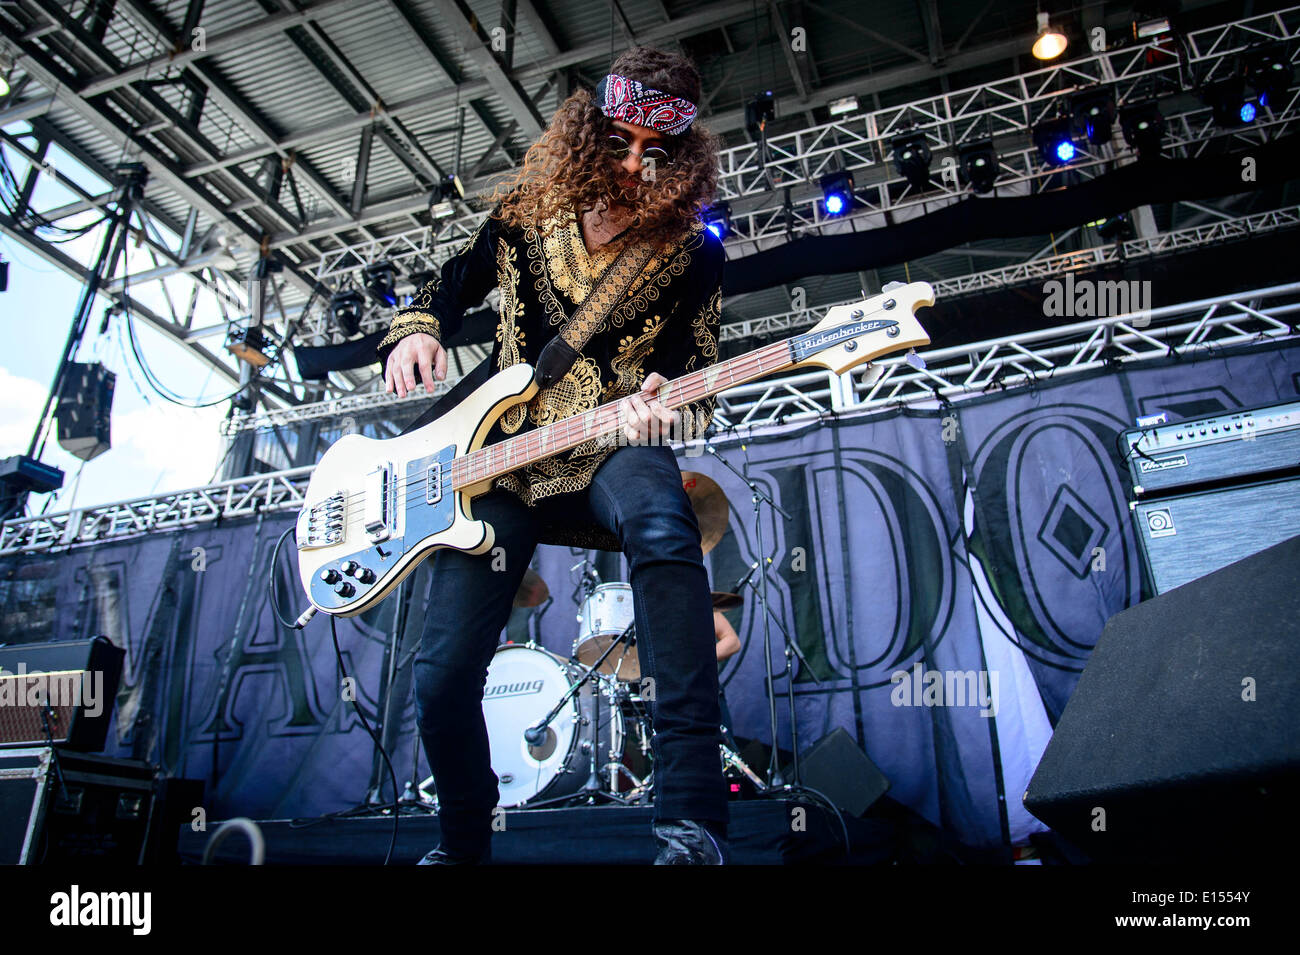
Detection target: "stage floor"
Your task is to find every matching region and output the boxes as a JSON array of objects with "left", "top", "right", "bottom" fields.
[{"left": 178, "top": 797, "right": 902, "bottom": 865}]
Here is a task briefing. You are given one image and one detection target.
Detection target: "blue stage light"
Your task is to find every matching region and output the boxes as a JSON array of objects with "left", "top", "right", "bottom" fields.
[
  {"left": 1240, "top": 100, "right": 1257, "bottom": 123},
  {"left": 702, "top": 202, "right": 731, "bottom": 240},
  {"left": 819, "top": 170, "right": 856, "bottom": 216},
  {"left": 1055, "top": 140, "right": 1076, "bottom": 163}
]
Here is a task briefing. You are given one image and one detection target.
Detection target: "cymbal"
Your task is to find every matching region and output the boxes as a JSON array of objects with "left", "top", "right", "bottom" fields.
[
  {"left": 710, "top": 591, "right": 743, "bottom": 610},
  {"left": 681, "top": 471, "right": 730, "bottom": 554},
  {"left": 513, "top": 568, "right": 549, "bottom": 608}
]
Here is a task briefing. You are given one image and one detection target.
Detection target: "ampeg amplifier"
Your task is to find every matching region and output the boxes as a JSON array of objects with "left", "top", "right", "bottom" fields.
[
  {"left": 1132, "top": 475, "right": 1300, "bottom": 594},
  {"left": 0, "top": 638, "right": 124, "bottom": 751},
  {"left": 1122, "top": 400, "right": 1300, "bottom": 497}
]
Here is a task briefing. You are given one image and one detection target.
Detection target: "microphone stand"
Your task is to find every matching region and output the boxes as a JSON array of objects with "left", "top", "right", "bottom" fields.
[{"left": 704, "top": 441, "right": 798, "bottom": 787}]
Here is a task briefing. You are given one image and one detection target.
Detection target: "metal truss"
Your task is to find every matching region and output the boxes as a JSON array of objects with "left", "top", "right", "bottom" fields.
[
  {"left": 11, "top": 281, "right": 1295, "bottom": 556},
  {"left": 0, "top": 467, "right": 314, "bottom": 556},
  {"left": 299, "top": 4, "right": 1300, "bottom": 334},
  {"left": 714, "top": 282, "right": 1300, "bottom": 427},
  {"left": 235, "top": 201, "right": 1300, "bottom": 432}
]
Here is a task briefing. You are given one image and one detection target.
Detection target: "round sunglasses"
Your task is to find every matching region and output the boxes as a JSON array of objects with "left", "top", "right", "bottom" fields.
[{"left": 603, "top": 134, "right": 674, "bottom": 166}]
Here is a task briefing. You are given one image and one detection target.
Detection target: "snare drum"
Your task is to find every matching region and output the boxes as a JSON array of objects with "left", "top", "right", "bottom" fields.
[
  {"left": 574, "top": 583, "right": 642, "bottom": 682},
  {"left": 483, "top": 644, "right": 623, "bottom": 807}
]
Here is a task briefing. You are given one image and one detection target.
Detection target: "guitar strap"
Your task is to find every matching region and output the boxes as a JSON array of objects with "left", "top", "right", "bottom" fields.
[{"left": 533, "top": 235, "right": 657, "bottom": 388}]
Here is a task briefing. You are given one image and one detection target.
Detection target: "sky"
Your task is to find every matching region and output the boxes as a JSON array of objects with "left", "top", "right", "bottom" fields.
[{"left": 1, "top": 134, "right": 239, "bottom": 516}]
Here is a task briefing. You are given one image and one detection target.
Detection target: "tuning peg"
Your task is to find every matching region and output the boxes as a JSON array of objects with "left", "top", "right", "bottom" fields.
[{"left": 905, "top": 348, "right": 927, "bottom": 370}]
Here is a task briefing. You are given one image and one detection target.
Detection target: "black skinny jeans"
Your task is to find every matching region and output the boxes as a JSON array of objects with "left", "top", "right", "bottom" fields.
[{"left": 413, "top": 443, "right": 728, "bottom": 855}]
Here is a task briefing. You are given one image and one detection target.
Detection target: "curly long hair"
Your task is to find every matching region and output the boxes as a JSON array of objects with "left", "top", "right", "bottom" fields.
[{"left": 482, "top": 47, "right": 721, "bottom": 252}]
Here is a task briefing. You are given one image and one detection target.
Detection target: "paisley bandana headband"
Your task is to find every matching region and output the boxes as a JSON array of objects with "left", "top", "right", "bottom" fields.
[{"left": 596, "top": 72, "right": 698, "bottom": 135}]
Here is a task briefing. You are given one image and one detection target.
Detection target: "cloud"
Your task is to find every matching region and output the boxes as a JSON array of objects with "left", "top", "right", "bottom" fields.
[
  {"left": 0, "top": 367, "right": 50, "bottom": 457},
  {"left": 110, "top": 401, "right": 227, "bottom": 494}
]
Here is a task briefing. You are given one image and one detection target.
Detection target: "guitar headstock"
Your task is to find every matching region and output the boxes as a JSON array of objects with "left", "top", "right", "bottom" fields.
[{"left": 790, "top": 282, "right": 933, "bottom": 376}]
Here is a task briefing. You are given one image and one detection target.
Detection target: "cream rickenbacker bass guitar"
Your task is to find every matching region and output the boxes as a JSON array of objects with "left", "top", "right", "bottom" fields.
[{"left": 297, "top": 282, "right": 934, "bottom": 615}]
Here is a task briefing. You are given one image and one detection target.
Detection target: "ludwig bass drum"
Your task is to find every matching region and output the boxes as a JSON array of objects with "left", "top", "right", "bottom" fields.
[{"left": 482, "top": 644, "right": 623, "bottom": 807}]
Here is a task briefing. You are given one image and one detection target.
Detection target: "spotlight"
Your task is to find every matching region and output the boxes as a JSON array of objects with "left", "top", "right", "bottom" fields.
[
  {"left": 1206, "top": 76, "right": 1256, "bottom": 127},
  {"left": 1120, "top": 101, "right": 1165, "bottom": 158},
  {"left": 1032, "top": 12, "right": 1068, "bottom": 61},
  {"left": 745, "top": 91, "right": 775, "bottom": 141},
  {"left": 1095, "top": 213, "right": 1135, "bottom": 240},
  {"left": 702, "top": 202, "right": 731, "bottom": 240},
  {"left": 330, "top": 289, "right": 365, "bottom": 336},
  {"left": 1246, "top": 44, "right": 1293, "bottom": 111},
  {"left": 363, "top": 261, "right": 400, "bottom": 307},
  {"left": 891, "top": 131, "right": 933, "bottom": 190},
  {"left": 958, "top": 141, "right": 998, "bottom": 193},
  {"left": 1071, "top": 88, "right": 1116, "bottom": 144},
  {"left": 428, "top": 173, "right": 463, "bottom": 220},
  {"left": 225, "top": 324, "right": 270, "bottom": 368},
  {"left": 828, "top": 95, "right": 859, "bottom": 117},
  {"left": 1033, "top": 117, "right": 1077, "bottom": 167},
  {"left": 819, "top": 171, "right": 854, "bottom": 216},
  {"left": 0, "top": 74, "right": 8, "bottom": 99}
]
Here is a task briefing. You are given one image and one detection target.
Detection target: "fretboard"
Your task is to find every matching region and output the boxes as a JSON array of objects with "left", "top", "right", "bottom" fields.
[{"left": 450, "top": 340, "right": 792, "bottom": 490}]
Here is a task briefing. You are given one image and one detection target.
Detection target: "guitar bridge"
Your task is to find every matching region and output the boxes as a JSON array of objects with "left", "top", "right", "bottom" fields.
[{"left": 297, "top": 492, "right": 345, "bottom": 549}]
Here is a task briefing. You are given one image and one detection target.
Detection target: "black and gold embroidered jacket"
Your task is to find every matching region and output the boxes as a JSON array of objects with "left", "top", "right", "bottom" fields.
[{"left": 376, "top": 203, "right": 724, "bottom": 547}]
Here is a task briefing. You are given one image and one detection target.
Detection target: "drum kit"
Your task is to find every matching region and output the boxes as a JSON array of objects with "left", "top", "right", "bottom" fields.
[{"left": 416, "top": 471, "right": 765, "bottom": 809}]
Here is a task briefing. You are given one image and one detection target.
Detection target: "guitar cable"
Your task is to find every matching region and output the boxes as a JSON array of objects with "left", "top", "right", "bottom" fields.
[{"left": 268, "top": 523, "right": 402, "bottom": 865}]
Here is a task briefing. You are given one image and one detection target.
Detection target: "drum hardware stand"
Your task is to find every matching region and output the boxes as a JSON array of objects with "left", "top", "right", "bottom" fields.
[
  {"left": 525, "top": 593, "right": 554, "bottom": 649},
  {"left": 704, "top": 442, "right": 805, "bottom": 788},
  {"left": 520, "top": 621, "right": 637, "bottom": 806}
]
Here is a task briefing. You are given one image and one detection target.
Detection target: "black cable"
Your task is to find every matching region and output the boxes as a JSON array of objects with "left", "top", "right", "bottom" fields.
[
  {"left": 330, "top": 614, "right": 401, "bottom": 866},
  {"left": 759, "top": 782, "right": 852, "bottom": 859}
]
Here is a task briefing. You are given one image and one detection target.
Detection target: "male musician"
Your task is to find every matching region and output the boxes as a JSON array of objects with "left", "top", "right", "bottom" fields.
[{"left": 378, "top": 48, "right": 729, "bottom": 864}]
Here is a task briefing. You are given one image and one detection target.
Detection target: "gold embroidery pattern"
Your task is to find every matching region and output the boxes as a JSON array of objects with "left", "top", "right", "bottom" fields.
[
  {"left": 527, "top": 356, "right": 604, "bottom": 427},
  {"left": 524, "top": 224, "right": 570, "bottom": 327},
  {"left": 495, "top": 238, "right": 528, "bottom": 433},
  {"left": 495, "top": 445, "right": 617, "bottom": 506},
  {"left": 607, "top": 314, "right": 666, "bottom": 397}
]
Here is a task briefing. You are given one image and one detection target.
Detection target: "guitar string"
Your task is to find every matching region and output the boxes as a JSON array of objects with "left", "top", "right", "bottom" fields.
[
  {"left": 308, "top": 313, "right": 906, "bottom": 532},
  {"left": 319, "top": 344, "right": 791, "bottom": 536},
  {"left": 317, "top": 318, "right": 904, "bottom": 544}
]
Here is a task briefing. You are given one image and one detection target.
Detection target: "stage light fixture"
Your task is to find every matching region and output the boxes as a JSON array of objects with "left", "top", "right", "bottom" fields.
[
  {"left": 225, "top": 324, "right": 270, "bottom": 368},
  {"left": 891, "top": 132, "right": 933, "bottom": 190},
  {"left": 0, "top": 74, "right": 8, "bottom": 98},
  {"left": 1032, "top": 12, "right": 1068, "bottom": 60},
  {"left": 745, "top": 91, "right": 775, "bottom": 141},
  {"left": 702, "top": 202, "right": 731, "bottom": 240},
  {"left": 1246, "top": 44, "right": 1293, "bottom": 110},
  {"left": 1095, "top": 213, "right": 1135, "bottom": 240},
  {"left": 330, "top": 289, "right": 365, "bottom": 336},
  {"left": 828, "top": 96, "right": 859, "bottom": 117},
  {"left": 363, "top": 261, "right": 400, "bottom": 308},
  {"left": 428, "top": 173, "right": 463, "bottom": 220},
  {"left": 1206, "top": 76, "right": 1256, "bottom": 127},
  {"left": 958, "top": 141, "right": 998, "bottom": 193},
  {"left": 1071, "top": 88, "right": 1116, "bottom": 143},
  {"left": 819, "top": 171, "right": 854, "bottom": 216},
  {"left": 1120, "top": 101, "right": 1165, "bottom": 158},
  {"left": 1033, "top": 118, "right": 1077, "bottom": 167}
]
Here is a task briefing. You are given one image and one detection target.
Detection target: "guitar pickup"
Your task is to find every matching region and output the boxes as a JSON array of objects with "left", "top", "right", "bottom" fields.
[
  {"left": 364, "top": 462, "right": 394, "bottom": 543},
  {"left": 426, "top": 463, "right": 443, "bottom": 505}
]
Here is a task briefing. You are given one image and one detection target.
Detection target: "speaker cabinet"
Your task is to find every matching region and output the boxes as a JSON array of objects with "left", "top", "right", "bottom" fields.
[{"left": 1024, "top": 534, "right": 1300, "bottom": 862}]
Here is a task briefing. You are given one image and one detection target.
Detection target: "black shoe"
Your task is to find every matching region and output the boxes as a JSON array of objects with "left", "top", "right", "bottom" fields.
[
  {"left": 416, "top": 845, "right": 490, "bottom": 865},
  {"left": 653, "top": 819, "right": 727, "bottom": 865}
]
